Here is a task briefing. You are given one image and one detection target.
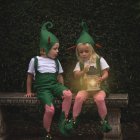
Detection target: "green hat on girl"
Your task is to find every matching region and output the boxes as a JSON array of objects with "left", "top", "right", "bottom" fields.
[
  {"left": 39, "top": 21, "right": 59, "bottom": 54},
  {"left": 76, "top": 21, "right": 95, "bottom": 46}
]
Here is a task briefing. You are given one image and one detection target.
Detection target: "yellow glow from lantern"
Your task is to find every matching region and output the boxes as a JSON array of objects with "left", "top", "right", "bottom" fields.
[
  {"left": 86, "top": 75, "right": 100, "bottom": 91},
  {"left": 89, "top": 79, "right": 97, "bottom": 86}
]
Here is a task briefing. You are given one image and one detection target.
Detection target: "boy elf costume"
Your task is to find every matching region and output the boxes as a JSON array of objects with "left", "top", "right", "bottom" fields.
[
  {"left": 30, "top": 21, "right": 73, "bottom": 138},
  {"left": 70, "top": 21, "right": 112, "bottom": 133}
]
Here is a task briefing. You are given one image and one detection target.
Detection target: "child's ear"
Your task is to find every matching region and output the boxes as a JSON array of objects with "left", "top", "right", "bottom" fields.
[{"left": 40, "top": 48, "right": 46, "bottom": 55}]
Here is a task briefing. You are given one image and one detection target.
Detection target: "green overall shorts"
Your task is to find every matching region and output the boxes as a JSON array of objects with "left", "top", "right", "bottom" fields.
[{"left": 33, "top": 57, "right": 68, "bottom": 106}]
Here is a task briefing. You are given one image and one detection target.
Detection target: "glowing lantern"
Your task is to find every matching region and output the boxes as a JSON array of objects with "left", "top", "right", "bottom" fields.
[{"left": 86, "top": 66, "right": 101, "bottom": 91}]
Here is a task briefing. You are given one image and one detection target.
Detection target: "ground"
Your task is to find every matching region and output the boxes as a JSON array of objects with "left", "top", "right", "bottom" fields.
[{"left": 6, "top": 121, "right": 140, "bottom": 140}]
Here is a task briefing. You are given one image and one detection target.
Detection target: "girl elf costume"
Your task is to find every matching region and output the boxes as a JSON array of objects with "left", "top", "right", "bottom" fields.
[
  {"left": 26, "top": 22, "right": 73, "bottom": 140},
  {"left": 70, "top": 22, "right": 112, "bottom": 133}
]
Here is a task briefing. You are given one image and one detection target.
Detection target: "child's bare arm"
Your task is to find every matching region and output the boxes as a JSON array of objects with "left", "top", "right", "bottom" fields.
[
  {"left": 57, "top": 74, "right": 64, "bottom": 85},
  {"left": 98, "top": 69, "right": 109, "bottom": 82},
  {"left": 25, "top": 73, "right": 35, "bottom": 97}
]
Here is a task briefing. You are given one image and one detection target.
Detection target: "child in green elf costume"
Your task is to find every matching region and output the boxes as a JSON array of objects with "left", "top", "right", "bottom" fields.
[
  {"left": 25, "top": 21, "right": 73, "bottom": 140},
  {"left": 70, "top": 21, "right": 112, "bottom": 133}
]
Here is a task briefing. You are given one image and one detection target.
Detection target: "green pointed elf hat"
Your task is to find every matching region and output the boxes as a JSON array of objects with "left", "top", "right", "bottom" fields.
[
  {"left": 39, "top": 21, "right": 59, "bottom": 54},
  {"left": 76, "top": 21, "right": 95, "bottom": 46}
]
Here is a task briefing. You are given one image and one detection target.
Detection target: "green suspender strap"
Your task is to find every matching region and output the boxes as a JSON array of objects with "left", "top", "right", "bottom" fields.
[
  {"left": 34, "top": 56, "right": 38, "bottom": 73},
  {"left": 96, "top": 56, "right": 110, "bottom": 95},
  {"left": 33, "top": 56, "right": 38, "bottom": 93},
  {"left": 55, "top": 59, "right": 59, "bottom": 75},
  {"left": 96, "top": 56, "right": 101, "bottom": 75}
]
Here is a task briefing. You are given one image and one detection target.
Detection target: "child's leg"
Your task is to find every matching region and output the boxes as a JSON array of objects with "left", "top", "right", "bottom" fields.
[
  {"left": 93, "top": 91, "right": 107, "bottom": 120},
  {"left": 94, "top": 91, "right": 112, "bottom": 132},
  {"left": 43, "top": 104, "right": 55, "bottom": 133},
  {"left": 56, "top": 90, "right": 72, "bottom": 136},
  {"left": 62, "top": 90, "right": 72, "bottom": 118},
  {"left": 73, "top": 90, "right": 88, "bottom": 120}
]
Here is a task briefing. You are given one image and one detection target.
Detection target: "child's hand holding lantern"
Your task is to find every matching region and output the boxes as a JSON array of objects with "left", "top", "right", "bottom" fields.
[
  {"left": 97, "top": 76, "right": 103, "bottom": 83},
  {"left": 83, "top": 64, "right": 90, "bottom": 73}
]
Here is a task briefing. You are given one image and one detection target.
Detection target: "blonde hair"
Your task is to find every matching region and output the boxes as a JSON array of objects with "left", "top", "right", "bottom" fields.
[{"left": 76, "top": 43, "right": 99, "bottom": 63}]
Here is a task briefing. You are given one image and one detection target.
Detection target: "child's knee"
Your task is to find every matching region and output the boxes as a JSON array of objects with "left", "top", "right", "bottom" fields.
[
  {"left": 75, "top": 94, "right": 85, "bottom": 103},
  {"left": 63, "top": 90, "right": 72, "bottom": 99},
  {"left": 94, "top": 91, "right": 106, "bottom": 103},
  {"left": 94, "top": 95, "right": 105, "bottom": 103},
  {"left": 75, "top": 91, "right": 87, "bottom": 102},
  {"left": 44, "top": 105, "right": 55, "bottom": 115}
]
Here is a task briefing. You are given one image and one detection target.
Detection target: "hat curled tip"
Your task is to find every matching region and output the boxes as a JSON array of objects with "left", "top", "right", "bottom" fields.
[{"left": 42, "top": 21, "right": 53, "bottom": 30}]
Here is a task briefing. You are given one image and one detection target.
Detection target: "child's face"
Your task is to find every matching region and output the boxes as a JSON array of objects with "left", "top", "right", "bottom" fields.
[
  {"left": 77, "top": 44, "right": 90, "bottom": 61},
  {"left": 47, "top": 43, "right": 59, "bottom": 59}
]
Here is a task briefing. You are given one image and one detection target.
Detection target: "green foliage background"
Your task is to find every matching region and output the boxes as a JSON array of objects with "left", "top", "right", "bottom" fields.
[{"left": 0, "top": 0, "right": 140, "bottom": 119}]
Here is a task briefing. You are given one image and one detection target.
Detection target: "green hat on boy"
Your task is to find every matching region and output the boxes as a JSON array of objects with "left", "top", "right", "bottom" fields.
[
  {"left": 76, "top": 21, "right": 95, "bottom": 46},
  {"left": 39, "top": 21, "right": 59, "bottom": 54}
]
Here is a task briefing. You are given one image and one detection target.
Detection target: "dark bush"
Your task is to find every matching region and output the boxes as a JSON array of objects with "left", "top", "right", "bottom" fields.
[{"left": 0, "top": 0, "right": 140, "bottom": 120}]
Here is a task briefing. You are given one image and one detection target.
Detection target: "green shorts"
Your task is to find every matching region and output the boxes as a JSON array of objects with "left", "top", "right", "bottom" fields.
[{"left": 37, "top": 83, "right": 68, "bottom": 106}]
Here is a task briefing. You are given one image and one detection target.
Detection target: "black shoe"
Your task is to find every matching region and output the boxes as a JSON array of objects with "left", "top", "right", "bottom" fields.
[
  {"left": 45, "top": 133, "right": 52, "bottom": 140},
  {"left": 73, "top": 119, "right": 79, "bottom": 129},
  {"left": 72, "top": 116, "right": 80, "bottom": 129}
]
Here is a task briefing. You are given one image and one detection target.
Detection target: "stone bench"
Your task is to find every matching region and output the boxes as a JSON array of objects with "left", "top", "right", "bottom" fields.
[{"left": 0, "top": 92, "right": 128, "bottom": 140}]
